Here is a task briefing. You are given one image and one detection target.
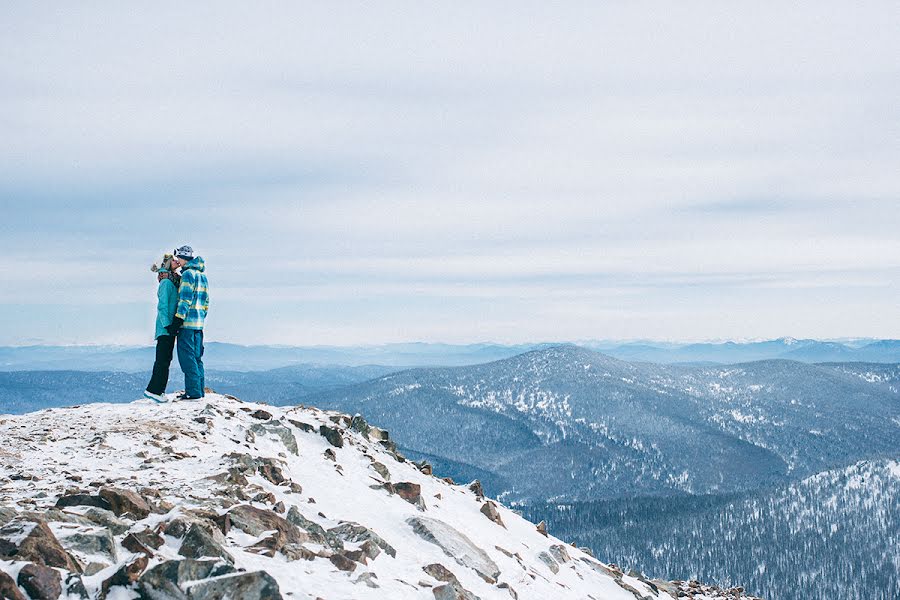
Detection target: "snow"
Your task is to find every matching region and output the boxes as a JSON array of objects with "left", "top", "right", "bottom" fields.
[{"left": 0, "top": 393, "right": 660, "bottom": 600}]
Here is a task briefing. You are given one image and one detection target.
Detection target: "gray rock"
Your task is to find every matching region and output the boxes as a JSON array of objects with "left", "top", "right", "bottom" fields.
[
  {"left": 537, "top": 551, "right": 560, "bottom": 574},
  {"left": 55, "top": 494, "right": 112, "bottom": 511},
  {"left": 64, "top": 573, "right": 89, "bottom": 599},
  {"left": 54, "top": 523, "right": 117, "bottom": 564},
  {"left": 77, "top": 507, "right": 130, "bottom": 535},
  {"left": 349, "top": 414, "right": 370, "bottom": 436},
  {"left": 139, "top": 559, "right": 235, "bottom": 600},
  {"left": 548, "top": 544, "right": 571, "bottom": 564},
  {"left": 407, "top": 516, "right": 499, "bottom": 582},
  {"left": 0, "top": 507, "right": 16, "bottom": 527},
  {"left": 228, "top": 505, "right": 304, "bottom": 544},
  {"left": 319, "top": 425, "right": 344, "bottom": 448},
  {"left": 371, "top": 461, "right": 391, "bottom": 481},
  {"left": 17, "top": 563, "right": 62, "bottom": 600},
  {"left": 328, "top": 521, "right": 396, "bottom": 558},
  {"left": 286, "top": 506, "right": 343, "bottom": 550},
  {"left": 432, "top": 581, "right": 480, "bottom": 600},
  {"left": 187, "top": 570, "right": 282, "bottom": 600},
  {"left": 179, "top": 523, "right": 234, "bottom": 563},
  {"left": 249, "top": 422, "right": 298, "bottom": 455}
]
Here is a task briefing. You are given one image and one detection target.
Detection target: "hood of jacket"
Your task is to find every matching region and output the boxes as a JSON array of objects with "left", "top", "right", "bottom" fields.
[{"left": 182, "top": 256, "right": 205, "bottom": 272}]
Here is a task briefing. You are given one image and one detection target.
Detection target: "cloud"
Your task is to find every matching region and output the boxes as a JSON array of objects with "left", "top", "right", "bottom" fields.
[{"left": 1, "top": 2, "right": 898, "bottom": 344}]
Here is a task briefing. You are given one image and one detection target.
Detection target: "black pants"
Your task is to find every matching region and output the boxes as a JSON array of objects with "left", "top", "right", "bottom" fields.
[{"left": 146, "top": 334, "right": 176, "bottom": 395}]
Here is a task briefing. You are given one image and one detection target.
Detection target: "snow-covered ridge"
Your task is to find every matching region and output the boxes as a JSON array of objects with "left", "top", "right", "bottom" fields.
[{"left": 0, "top": 394, "right": 758, "bottom": 599}]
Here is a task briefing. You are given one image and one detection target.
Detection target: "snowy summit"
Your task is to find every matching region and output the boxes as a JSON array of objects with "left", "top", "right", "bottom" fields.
[{"left": 0, "top": 393, "right": 756, "bottom": 599}]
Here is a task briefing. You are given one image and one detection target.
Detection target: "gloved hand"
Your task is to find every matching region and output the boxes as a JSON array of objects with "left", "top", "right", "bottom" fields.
[{"left": 166, "top": 316, "right": 184, "bottom": 336}]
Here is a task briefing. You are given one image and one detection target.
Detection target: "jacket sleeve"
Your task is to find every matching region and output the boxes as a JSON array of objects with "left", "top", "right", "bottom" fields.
[{"left": 174, "top": 271, "right": 195, "bottom": 320}]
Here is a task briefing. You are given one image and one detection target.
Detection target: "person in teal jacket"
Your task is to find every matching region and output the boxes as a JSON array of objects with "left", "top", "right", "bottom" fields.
[
  {"left": 144, "top": 254, "right": 181, "bottom": 403},
  {"left": 166, "top": 245, "right": 209, "bottom": 400}
]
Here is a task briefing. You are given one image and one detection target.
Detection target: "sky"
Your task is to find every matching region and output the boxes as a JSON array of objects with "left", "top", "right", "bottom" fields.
[{"left": 1, "top": 2, "right": 898, "bottom": 346}]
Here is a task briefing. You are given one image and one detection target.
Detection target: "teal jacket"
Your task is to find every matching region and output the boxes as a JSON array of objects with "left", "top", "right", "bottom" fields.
[
  {"left": 154, "top": 278, "right": 179, "bottom": 339},
  {"left": 175, "top": 256, "right": 209, "bottom": 330}
]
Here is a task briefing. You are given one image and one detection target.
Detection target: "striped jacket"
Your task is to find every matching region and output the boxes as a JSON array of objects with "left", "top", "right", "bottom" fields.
[{"left": 175, "top": 256, "right": 209, "bottom": 330}]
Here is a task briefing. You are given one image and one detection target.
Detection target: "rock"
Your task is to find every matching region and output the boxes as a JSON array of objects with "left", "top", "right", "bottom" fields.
[
  {"left": 122, "top": 529, "right": 164, "bottom": 557},
  {"left": 0, "top": 518, "right": 81, "bottom": 572},
  {"left": 0, "top": 507, "right": 17, "bottom": 527},
  {"left": 0, "top": 571, "right": 26, "bottom": 600},
  {"left": 479, "top": 501, "right": 505, "bottom": 528},
  {"left": 368, "top": 426, "right": 390, "bottom": 441},
  {"left": 349, "top": 414, "right": 370, "bottom": 435},
  {"left": 328, "top": 522, "right": 397, "bottom": 558},
  {"left": 100, "top": 554, "right": 149, "bottom": 599},
  {"left": 76, "top": 507, "right": 130, "bottom": 535},
  {"left": 324, "top": 448, "right": 337, "bottom": 461},
  {"left": 537, "top": 551, "right": 560, "bottom": 574},
  {"left": 535, "top": 521, "right": 548, "bottom": 536},
  {"left": 407, "top": 516, "right": 500, "bottom": 583},
  {"left": 99, "top": 487, "right": 151, "bottom": 519},
  {"left": 329, "top": 553, "right": 358, "bottom": 572},
  {"left": 280, "top": 543, "right": 321, "bottom": 561},
  {"left": 54, "top": 493, "right": 111, "bottom": 511},
  {"left": 354, "top": 572, "right": 379, "bottom": 588},
  {"left": 138, "top": 559, "right": 235, "bottom": 599},
  {"left": 394, "top": 482, "right": 423, "bottom": 506},
  {"left": 273, "top": 501, "right": 286, "bottom": 514},
  {"left": 288, "top": 482, "right": 303, "bottom": 494},
  {"left": 432, "top": 582, "right": 480, "bottom": 600},
  {"left": 53, "top": 523, "right": 117, "bottom": 568},
  {"left": 249, "top": 409, "right": 273, "bottom": 420},
  {"left": 423, "top": 563, "right": 458, "bottom": 583},
  {"left": 319, "top": 425, "right": 344, "bottom": 448},
  {"left": 548, "top": 544, "right": 571, "bottom": 563},
  {"left": 258, "top": 463, "right": 287, "bottom": 485},
  {"left": 64, "top": 573, "right": 89, "bottom": 599},
  {"left": 497, "top": 582, "right": 518, "bottom": 599},
  {"left": 371, "top": 461, "right": 391, "bottom": 481},
  {"left": 188, "top": 571, "right": 283, "bottom": 600},
  {"left": 179, "top": 523, "right": 234, "bottom": 563},
  {"left": 249, "top": 422, "right": 298, "bottom": 455},
  {"left": 287, "top": 419, "right": 316, "bottom": 433},
  {"left": 286, "top": 506, "right": 343, "bottom": 550},
  {"left": 17, "top": 563, "right": 62, "bottom": 600},
  {"left": 467, "top": 480, "right": 485, "bottom": 500},
  {"left": 229, "top": 505, "right": 306, "bottom": 555}
]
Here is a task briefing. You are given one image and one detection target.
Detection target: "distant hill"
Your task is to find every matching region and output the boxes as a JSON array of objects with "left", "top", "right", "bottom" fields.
[{"left": 306, "top": 345, "right": 900, "bottom": 502}]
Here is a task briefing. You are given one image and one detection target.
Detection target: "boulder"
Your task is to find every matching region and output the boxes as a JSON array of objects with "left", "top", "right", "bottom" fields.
[
  {"left": 393, "top": 482, "right": 422, "bottom": 506},
  {"left": 535, "top": 521, "right": 548, "bottom": 536},
  {"left": 75, "top": 507, "right": 130, "bottom": 535},
  {"left": 257, "top": 463, "right": 286, "bottom": 485},
  {"left": 122, "top": 529, "right": 164, "bottom": 557},
  {"left": 548, "top": 544, "right": 571, "bottom": 563},
  {"left": 179, "top": 523, "right": 234, "bottom": 563},
  {"left": 432, "top": 582, "right": 480, "bottom": 600},
  {"left": 349, "top": 414, "right": 370, "bottom": 436},
  {"left": 537, "top": 551, "right": 560, "bottom": 574},
  {"left": 319, "top": 425, "right": 344, "bottom": 448},
  {"left": 64, "top": 573, "right": 89, "bottom": 599},
  {"left": 329, "top": 553, "right": 358, "bottom": 572},
  {"left": 54, "top": 494, "right": 111, "bottom": 511},
  {"left": 138, "top": 559, "right": 235, "bottom": 600},
  {"left": 249, "top": 422, "right": 298, "bottom": 455},
  {"left": 328, "top": 522, "right": 396, "bottom": 558},
  {"left": 188, "top": 571, "right": 282, "bottom": 600},
  {"left": 0, "top": 507, "right": 17, "bottom": 527},
  {"left": 423, "top": 563, "right": 458, "bottom": 583},
  {"left": 407, "top": 516, "right": 499, "bottom": 582},
  {"left": 286, "top": 506, "right": 343, "bottom": 550},
  {"left": 228, "top": 505, "right": 305, "bottom": 554},
  {"left": 17, "top": 563, "right": 62, "bottom": 600},
  {"left": 53, "top": 523, "right": 117, "bottom": 570},
  {"left": 99, "top": 487, "right": 151, "bottom": 519},
  {"left": 287, "top": 419, "right": 316, "bottom": 433},
  {"left": 100, "top": 554, "right": 149, "bottom": 599},
  {"left": 479, "top": 501, "right": 505, "bottom": 528},
  {"left": 249, "top": 409, "right": 272, "bottom": 420},
  {"left": 467, "top": 481, "right": 485, "bottom": 500},
  {"left": 0, "top": 571, "right": 26, "bottom": 600},
  {"left": 371, "top": 461, "right": 391, "bottom": 481},
  {"left": 0, "top": 518, "right": 81, "bottom": 572}
]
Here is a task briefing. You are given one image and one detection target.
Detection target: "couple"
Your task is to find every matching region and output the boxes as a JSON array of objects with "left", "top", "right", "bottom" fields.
[{"left": 144, "top": 245, "right": 210, "bottom": 403}]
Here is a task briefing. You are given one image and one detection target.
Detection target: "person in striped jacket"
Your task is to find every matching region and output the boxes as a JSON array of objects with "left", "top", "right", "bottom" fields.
[{"left": 167, "top": 245, "right": 209, "bottom": 400}]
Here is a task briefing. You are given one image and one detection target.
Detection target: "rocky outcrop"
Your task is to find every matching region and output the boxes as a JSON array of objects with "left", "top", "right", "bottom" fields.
[
  {"left": 0, "top": 518, "right": 81, "bottom": 572},
  {"left": 407, "top": 516, "right": 500, "bottom": 583}
]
